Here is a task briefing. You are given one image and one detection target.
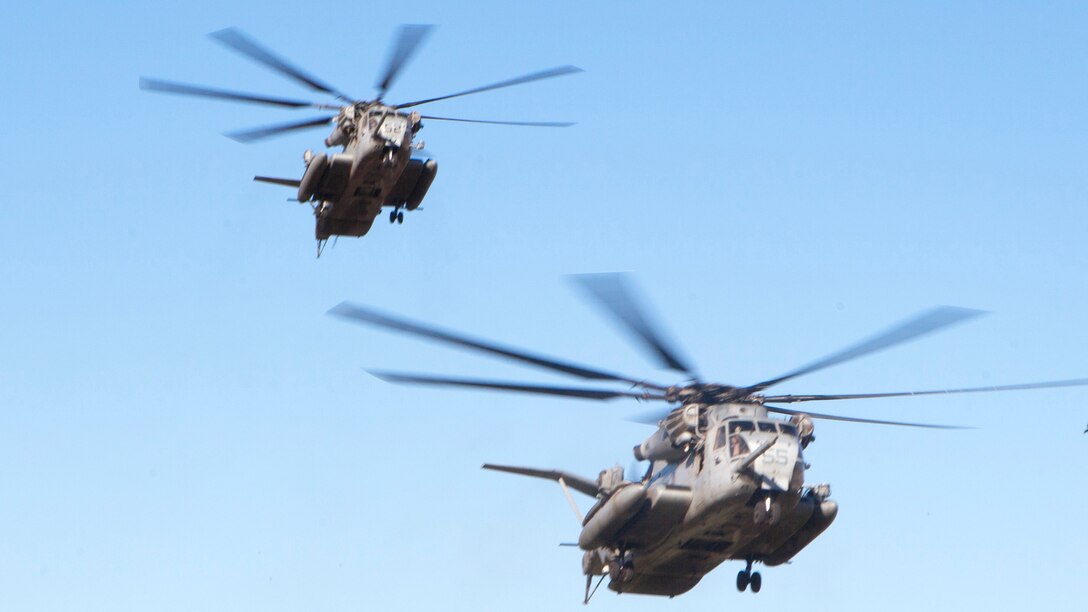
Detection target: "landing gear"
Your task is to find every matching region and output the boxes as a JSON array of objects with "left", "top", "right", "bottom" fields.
[
  {"left": 753, "top": 496, "right": 781, "bottom": 526},
  {"left": 736, "top": 559, "right": 761, "bottom": 594},
  {"left": 389, "top": 208, "right": 405, "bottom": 224}
]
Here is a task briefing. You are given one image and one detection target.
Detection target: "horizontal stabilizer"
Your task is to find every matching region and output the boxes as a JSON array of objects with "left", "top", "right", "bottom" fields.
[
  {"left": 254, "top": 175, "right": 301, "bottom": 188},
  {"left": 483, "top": 463, "right": 599, "bottom": 497}
]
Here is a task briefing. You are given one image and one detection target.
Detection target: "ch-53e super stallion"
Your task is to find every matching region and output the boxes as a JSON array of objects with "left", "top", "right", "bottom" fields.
[
  {"left": 141, "top": 25, "right": 579, "bottom": 255},
  {"left": 329, "top": 274, "right": 1088, "bottom": 602}
]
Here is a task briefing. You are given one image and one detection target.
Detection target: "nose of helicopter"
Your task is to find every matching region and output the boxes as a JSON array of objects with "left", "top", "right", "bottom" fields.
[{"left": 752, "top": 436, "right": 803, "bottom": 492}]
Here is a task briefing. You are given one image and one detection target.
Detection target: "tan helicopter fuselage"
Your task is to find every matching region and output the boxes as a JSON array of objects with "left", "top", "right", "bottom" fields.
[
  {"left": 577, "top": 403, "right": 837, "bottom": 597},
  {"left": 298, "top": 105, "right": 437, "bottom": 240}
]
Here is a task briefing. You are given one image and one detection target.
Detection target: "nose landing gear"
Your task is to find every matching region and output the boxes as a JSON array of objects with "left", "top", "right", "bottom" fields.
[
  {"left": 753, "top": 495, "right": 782, "bottom": 526},
  {"left": 736, "top": 559, "right": 762, "bottom": 593}
]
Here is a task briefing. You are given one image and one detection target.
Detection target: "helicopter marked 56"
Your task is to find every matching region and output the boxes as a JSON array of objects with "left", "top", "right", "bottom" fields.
[
  {"left": 141, "top": 25, "right": 581, "bottom": 255},
  {"left": 330, "top": 274, "right": 1088, "bottom": 602}
]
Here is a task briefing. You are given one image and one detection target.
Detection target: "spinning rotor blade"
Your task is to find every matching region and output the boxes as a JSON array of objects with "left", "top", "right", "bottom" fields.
[
  {"left": 139, "top": 78, "right": 337, "bottom": 109},
  {"left": 742, "top": 306, "right": 986, "bottom": 395},
  {"left": 762, "top": 377, "right": 1088, "bottom": 403},
  {"left": 764, "top": 405, "right": 968, "bottom": 429},
  {"left": 369, "top": 371, "right": 665, "bottom": 401},
  {"left": 375, "top": 24, "right": 435, "bottom": 99},
  {"left": 209, "top": 28, "right": 352, "bottom": 101},
  {"left": 395, "top": 65, "right": 583, "bottom": 109},
  {"left": 420, "top": 115, "right": 575, "bottom": 128},
  {"left": 329, "top": 302, "right": 668, "bottom": 389},
  {"left": 226, "top": 115, "right": 335, "bottom": 143},
  {"left": 570, "top": 274, "right": 698, "bottom": 378}
]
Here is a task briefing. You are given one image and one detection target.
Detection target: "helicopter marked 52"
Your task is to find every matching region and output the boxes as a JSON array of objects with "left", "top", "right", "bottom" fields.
[
  {"left": 141, "top": 25, "right": 581, "bottom": 255},
  {"left": 329, "top": 274, "right": 1088, "bottom": 603}
]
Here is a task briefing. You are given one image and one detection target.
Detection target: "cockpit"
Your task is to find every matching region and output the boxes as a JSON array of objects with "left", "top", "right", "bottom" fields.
[{"left": 713, "top": 420, "right": 798, "bottom": 457}]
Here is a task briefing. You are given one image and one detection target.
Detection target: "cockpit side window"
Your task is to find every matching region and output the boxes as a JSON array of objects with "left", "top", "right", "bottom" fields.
[
  {"left": 714, "top": 426, "right": 727, "bottom": 450},
  {"left": 778, "top": 423, "right": 798, "bottom": 437},
  {"left": 758, "top": 422, "right": 777, "bottom": 433}
]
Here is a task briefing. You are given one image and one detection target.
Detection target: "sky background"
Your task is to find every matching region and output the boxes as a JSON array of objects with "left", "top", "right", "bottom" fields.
[{"left": 2, "top": 1, "right": 1087, "bottom": 610}]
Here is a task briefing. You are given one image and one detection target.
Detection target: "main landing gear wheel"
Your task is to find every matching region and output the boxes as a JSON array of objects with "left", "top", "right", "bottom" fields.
[
  {"left": 737, "top": 559, "right": 761, "bottom": 594},
  {"left": 389, "top": 210, "right": 397, "bottom": 224},
  {"left": 397, "top": 211, "right": 404, "bottom": 224},
  {"left": 754, "top": 497, "right": 781, "bottom": 526}
]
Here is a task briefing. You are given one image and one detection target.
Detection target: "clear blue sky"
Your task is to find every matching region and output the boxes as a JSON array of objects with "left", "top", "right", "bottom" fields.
[{"left": 2, "top": 1, "right": 1087, "bottom": 610}]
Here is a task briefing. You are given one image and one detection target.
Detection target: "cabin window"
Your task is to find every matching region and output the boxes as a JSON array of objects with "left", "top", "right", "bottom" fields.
[
  {"left": 729, "top": 434, "right": 750, "bottom": 457},
  {"left": 728, "top": 420, "right": 755, "bottom": 433},
  {"left": 778, "top": 423, "right": 798, "bottom": 437},
  {"left": 758, "top": 422, "right": 777, "bottom": 433}
]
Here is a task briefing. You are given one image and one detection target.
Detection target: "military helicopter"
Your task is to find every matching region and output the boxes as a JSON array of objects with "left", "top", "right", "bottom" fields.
[
  {"left": 329, "top": 274, "right": 1088, "bottom": 602},
  {"left": 141, "top": 26, "right": 580, "bottom": 255}
]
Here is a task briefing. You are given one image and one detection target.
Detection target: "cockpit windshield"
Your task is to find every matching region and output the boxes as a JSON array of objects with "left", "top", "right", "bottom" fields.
[
  {"left": 728, "top": 420, "right": 755, "bottom": 433},
  {"left": 757, "top": 422, "right": 777, "bottom": 433},
  {"left": 778, "top": 423, "right": 798, "bottom": 437}
]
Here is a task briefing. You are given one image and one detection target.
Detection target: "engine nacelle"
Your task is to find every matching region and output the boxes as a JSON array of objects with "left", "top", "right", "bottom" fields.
[
  {"left": 405, "top": 159, "right": 437, "bottom": 210},
  {"left": 579, "top": 484, "right": 647, "bottom": 549},
  {"left": 763, "top": 498, "right": 838, "bottom": 566},
  {"left": 633, "top": 404, "right": 701, "bottom": 462},
  {"left": 633, "top": 428, "right": 687, "bottom": 463},
  {"left": 297, "top": 153, "right": 328, "bottom": 202}
]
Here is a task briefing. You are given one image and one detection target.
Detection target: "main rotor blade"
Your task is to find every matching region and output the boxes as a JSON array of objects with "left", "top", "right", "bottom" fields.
[
  {"left": 762, "top": 377, "right": 1088, "bottom": 403},
  {"left": 420, "top": 115, "right": 575, "bottom": 128},
  {"left": 329, "top": 302, "right": 668, "bottom": 390},
  {"left": 764, "top": 405, "right": 969, "bottom": 429},
  {"left": 395, "top": 65, "right": 583, "bottom": 109},
  {"left": 743, "top": 306, "right": 986, "bottom": 395},
  {"left": 569, "top": 274, "right": 698, "bottom": 378},
  {"left": 209, "top": 28, "right": 352, "bottom": 101},
  {"left": 375, "top": 24, "right": 435, "bottom": 99},
  {"left": 139, "top": 78, "right": 337, "bottom": 109},
  {"left": 226, "top": 115, "right": 335, "bottom": 143},
  {"left": 369, "top": 371, "right": 665, "bottom": 401}
]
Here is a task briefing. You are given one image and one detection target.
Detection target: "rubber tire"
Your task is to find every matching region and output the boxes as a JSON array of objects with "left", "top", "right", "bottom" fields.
[
  {"left": 389, "top": 210, "right": 397, "bottom": 224},
  {"left": 736, "top": 570, "right": 749, "bottom": 592},
  {"left": 767, "top": 503, "right": 782, "bottom": 526},
  {"left": 750, "top": 572, "right": 762, "bottom": 593},
  {"left": 397, "top": 211, "right": 404, "bottom": 224},
  {"left": 753, "top": 504, "right": 767, "bottom": 525}
]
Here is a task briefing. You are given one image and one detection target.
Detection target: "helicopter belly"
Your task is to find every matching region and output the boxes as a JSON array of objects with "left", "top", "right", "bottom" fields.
[{"left": 314, "top": 141, "right": 411, "bottom": 239}]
